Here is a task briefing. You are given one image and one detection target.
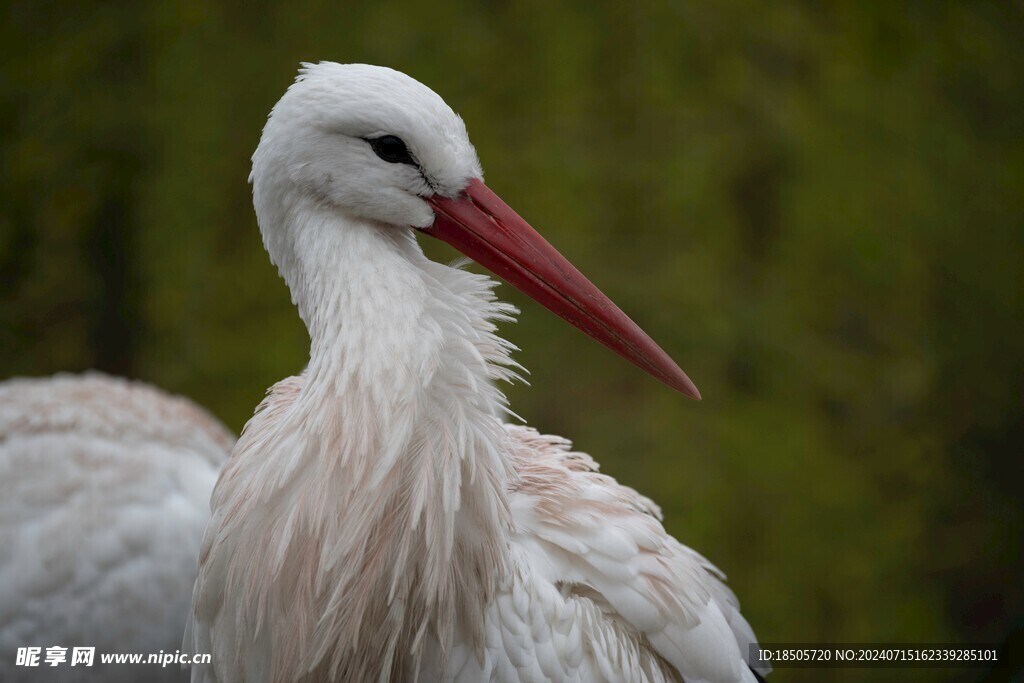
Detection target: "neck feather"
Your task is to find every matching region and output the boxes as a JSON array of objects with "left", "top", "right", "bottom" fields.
[{"left": 210, "top": 200, "right": 522, "bottom": 681}]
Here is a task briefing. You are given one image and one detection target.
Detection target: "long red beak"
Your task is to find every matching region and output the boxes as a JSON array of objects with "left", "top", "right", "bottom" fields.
[{"left": 423, "top": 178, "right": 700, "bottom": 399}]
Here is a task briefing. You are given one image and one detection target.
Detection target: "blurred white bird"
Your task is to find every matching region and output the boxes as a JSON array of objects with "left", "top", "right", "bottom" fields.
[
  {"left": 0, "top": 373, "right": 232, "bottom": 682},
  {"left": 187, "top": 63, "right": 768, "bottom": 683}
]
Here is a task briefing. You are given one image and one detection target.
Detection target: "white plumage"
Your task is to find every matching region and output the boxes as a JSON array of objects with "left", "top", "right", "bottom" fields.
[
  {"left": 0, "top": 373, "right": 232, "bottom": 682},
  {"left": 186, "top": 63, "right": 768, "bottom": 683}
]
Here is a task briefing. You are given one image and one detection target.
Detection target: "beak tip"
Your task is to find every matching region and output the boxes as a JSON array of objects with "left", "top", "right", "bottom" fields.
[
  {"left": 664, "top": 366, "right": 701, "bottom": 400},
  {"left": 678, "top": 377, "right": 702, "bottom": 401}
]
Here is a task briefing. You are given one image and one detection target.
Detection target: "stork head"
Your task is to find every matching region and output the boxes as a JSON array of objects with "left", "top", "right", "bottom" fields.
[
  {"left": 252, "top": 62, "right": 699, "bottom": 399},
  {"left": 252, "top": 62, "right": 480, "bottom": 230}
]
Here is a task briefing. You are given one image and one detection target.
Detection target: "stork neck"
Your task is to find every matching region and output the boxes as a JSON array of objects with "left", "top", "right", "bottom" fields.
[
  {"left": 234, "top": 198, "right": 518, "bottom": 677},
  {"left": 287, "top": 206, "right": 437, "bottom": 387}
]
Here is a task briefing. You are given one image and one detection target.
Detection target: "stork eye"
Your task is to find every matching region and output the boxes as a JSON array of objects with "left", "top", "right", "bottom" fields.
[{"left": 368, "top": 135, "right": 415, "bottom": 165}]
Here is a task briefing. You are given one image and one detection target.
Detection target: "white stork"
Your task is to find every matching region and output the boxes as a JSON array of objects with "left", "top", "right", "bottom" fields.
[
  {"left": 187, "top": 62, "right": 768, "bottom": 683},
  {"left": 0, "top": 373, "right": 232, "bottom": 682}
]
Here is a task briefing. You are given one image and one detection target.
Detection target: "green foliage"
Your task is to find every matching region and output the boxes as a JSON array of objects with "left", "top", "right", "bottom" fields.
[{"left": 1, "top": 2, "right": 1020, "bottom": 680}]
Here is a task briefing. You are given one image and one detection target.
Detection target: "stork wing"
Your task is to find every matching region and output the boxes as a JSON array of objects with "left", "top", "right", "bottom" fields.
[
  {"left": 440, "top": 425, "right": 766, "bottom": 683},
  {"left": 0, "top": 373, "right": 232, "bottom": 683}
]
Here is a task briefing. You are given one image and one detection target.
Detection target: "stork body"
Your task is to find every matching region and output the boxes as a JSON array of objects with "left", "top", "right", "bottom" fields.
[
  {"left": 188, "top": 63, "right": 766, "bottom": 683},
  {"left": 0, "top": 373, "right": 232, "bottom": 683}
]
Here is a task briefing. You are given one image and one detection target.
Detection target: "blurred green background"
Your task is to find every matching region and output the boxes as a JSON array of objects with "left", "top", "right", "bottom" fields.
[{"left": 1, "top": 1, "right": 1021, "bottom": 681}]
